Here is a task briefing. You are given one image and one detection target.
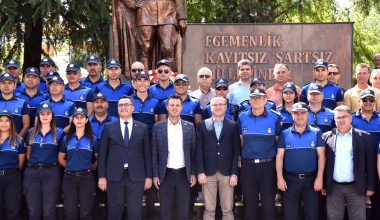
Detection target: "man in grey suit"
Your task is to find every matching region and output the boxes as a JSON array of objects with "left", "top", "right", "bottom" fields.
[
  {"left": 152, "top": 94, "right": 197, "bottom": 220},
  {"left": 196, "top": 96, "right": 240, "bottom": 220}
]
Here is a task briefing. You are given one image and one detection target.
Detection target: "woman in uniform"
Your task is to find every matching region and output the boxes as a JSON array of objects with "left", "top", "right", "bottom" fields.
[
  {"left": 277, "top": 82, "right": 299, "bottom": 131},
  {"left": 0, "top": 109, "right": 25, "bottom": 220},
  {"left": 59, "top": 107, "right": 98, "bottom": 220},
  {"left": 24, "top": 102, "right": 64, "bottom": 220}
]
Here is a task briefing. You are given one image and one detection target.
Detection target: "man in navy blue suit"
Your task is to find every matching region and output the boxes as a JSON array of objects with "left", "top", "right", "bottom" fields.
[
  {"left": 196, "top": 96, "right": 240, "bottom": 220},
  {"left": 152, "top": 94, "right": 196, "bottom": 220},
  {"left": 98, "top": 95, "right": 152, "bottom": 220}
]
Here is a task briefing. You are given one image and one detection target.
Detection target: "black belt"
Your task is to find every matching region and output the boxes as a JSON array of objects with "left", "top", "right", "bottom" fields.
[
  {"left": 167, "top": 167, "right": 185, "bottom": 173},
  {"left": 65, "top": 169, "right": 92, "bottom": 177},
  {"left": 333, "top": 180, "right": 355, "bottom": 185},
  {"left": 27, "top": 163, "right": 57, "bottom": 169},
  {"left": 286, "top": 172, "right": 316, "bottom": 179},
  {"left": 244, "top": 158, "right": 274, "bottom": 164},
  {"left": 0, "top": 169, "right": 18, "bottom": 176}
]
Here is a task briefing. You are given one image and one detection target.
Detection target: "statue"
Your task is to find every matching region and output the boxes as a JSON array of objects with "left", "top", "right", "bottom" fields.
[{"left": 111, "top": 0, "right": 187, "bottom": 80}]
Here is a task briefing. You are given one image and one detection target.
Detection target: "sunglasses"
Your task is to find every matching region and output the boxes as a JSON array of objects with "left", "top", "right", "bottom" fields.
[
  {"left": 199, "top": 75, "right": 211, "bottom": 79},
  {"left": 362, "top": 98, "right": 375, "bottom": 103},
  {"left": 174, "top": 81, "right": 189, "bottom": 86},
  {"left": 328, "top": 72, "right": 339, "bottom": 76},
  {"left": 157, "top": 69, "right": 170, "bottom": 74},
  {"left": 67, "top": 71, "right": 79, "bottom": 75},
  {"left": 131, "top": 69, "right": 143, "bottom": 73},
  {"left": 215, "top": 87, "right": 228, "bottom": 91}
]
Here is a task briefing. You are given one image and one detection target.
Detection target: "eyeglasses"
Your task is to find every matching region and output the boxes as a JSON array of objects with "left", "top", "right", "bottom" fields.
[
  {"left": 131, "top": 69, "right": 143, "bottom": 73},
  {"left": 198, "top": 75, "right": 211, "bottom": 79},
  {"left": 362, "top": 98, "right": 375, "bottom": 103},
  {"left": 211, "top": 103, "right": 226, "bottom": 107},
  {"left": 118, "top": 103, "right": 133, "bottom": 108},
  {"left": 328, "top": 72, "right": 339, "bottom": 76},
  {"left": 67, "top": 72, "right": 79, "bottom": 75},
  {"left": 157, "top": 69, "right": 170, "bottom": 74},
  {"left": 335, "top": 115, "right": 350, "bottom": 120},
  {"left": 174, "top": 81, "right": 189, "bottom": 86},
  {"left": 215, "top": 87, "right": 228, "bottom": 91}
]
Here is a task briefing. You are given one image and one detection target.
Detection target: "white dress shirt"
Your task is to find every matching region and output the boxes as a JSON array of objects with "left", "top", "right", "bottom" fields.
[
  {"left": 333, "top": 128, "right": 354, "bottom": 182},
  {"left": 167, "top": 119, "right": 185, "bottom": 169},
  {"left": 120, "top": 118, "right": 133, "bottom": 140},
  {"left": 120, "top": 118, "right": 133, "bottom": 168}
]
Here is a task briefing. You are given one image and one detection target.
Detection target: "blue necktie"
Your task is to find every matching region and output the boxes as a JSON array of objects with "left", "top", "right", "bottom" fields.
[{"left": 124, "top": 121, "right": 129, "bottom": 165}]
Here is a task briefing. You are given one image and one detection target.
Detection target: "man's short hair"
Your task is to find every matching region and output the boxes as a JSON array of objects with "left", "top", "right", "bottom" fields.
[
  {"left": 118, "top": 95, "right": 134, "bottom": 105},
  {"left": 197, "top": 67, "right": 212, "bottom": 77},
  {"left": 273, "top": 63, "right": 289, "bottom": 75},
  {"left": 333, "top": 105, "right": 351, "bottom": 115},
  {"left": 328, "top": 63, "right": 340, "bottom": 71},
  {"left": 237, "top": 59, "right": 252, "bottom": 70},
  {"left": 167, "top": 94, "right": 183, "bottom": 105},
  {"left": 355, "top": 63, "right": 371, "bottom": 74}
]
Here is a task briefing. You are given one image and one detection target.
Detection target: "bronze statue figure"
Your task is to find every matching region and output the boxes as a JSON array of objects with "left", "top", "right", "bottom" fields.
[{"left": 111, "top": 0, "right": 186, "bottom": 79}]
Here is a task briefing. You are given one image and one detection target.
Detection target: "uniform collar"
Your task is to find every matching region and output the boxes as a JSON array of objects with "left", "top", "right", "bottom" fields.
[
  {"left": 49, "top": 95, "right": 66, "bottom": 103},
  {"left": 355, "top": 109, "right": 378, "bottom": 119},
  {"left": 290, "top": 124, "right": 311, "bottom": 134},
  {"left": 90, "top": 114, "right": 113, "bottom": 123},
  {"left": 83, "top": 76, "right": 104, "bottom": 84},
  {"left": 248, "top": 108, "right": 268, "bottom": 117},
  {"left": 65, "top": 83, "right": 86, "bottom": 91}
]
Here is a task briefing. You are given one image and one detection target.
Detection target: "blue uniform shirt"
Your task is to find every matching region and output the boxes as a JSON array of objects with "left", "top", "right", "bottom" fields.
[
  {"left": 94, "top": 80, "right": 134, "bottom": 117},
  {"left": 238, "top": 108, "right": 281, "bottom": 159},
  {"left": 27, "top": 128, "right": 64, "bottom": 164},
  {"left": 38, "top": 78, "right": 48, "bottom": 93},
  {"left": 307, "top": 107, "right": 335, "bottom": 133},
  {"left": 60, "top": 135, "right": 98, "bottom": 172},
  {"left": 0, "top": 95, "right": 30, "bottom": 133},
  {"left": 80, "top": 76, "right": 106, "bottom": 90},
  {"left": 44, "top": 97, "right": 76, "bottom": 129},
  {"left": 202, "top": 100, "right": 239, "bottom": 121},
  {"left": 14, "top": 81, "right": 26, "bottom": 94},
  {"left": 89, "top": 114, "right": 118, "bottom": 139},
  {"left": 148, "top": 82, "right": 175, "bottom": 103},
  {"left": 0, "top": 137, "right": 25, "bottom": 170},
  {"left": 159, "top": 95, "right": 202, "bottom": 124},
  {"left": 277, "top": 106, "right": 294, "bottom": 131},
  {"left": 352, "top": 110, "right": 380, "bottom": 153},
  {"left": 131, "top": 93, "right": 160, "bottom": 132},
  {"left": 64, "top": 84, "right": 94, "bottom": 110},
  {"left": 238, "top": 100, "right": 277, "bottom": 114},
  {"left": 300, "top": 80, "right": 344, "bottom": 109},
  {"left": 278, "top": 125, "right": 324, "bottom": 173},
  {"left": 16, "top": 89, "right": 49, "bottom": 127}
]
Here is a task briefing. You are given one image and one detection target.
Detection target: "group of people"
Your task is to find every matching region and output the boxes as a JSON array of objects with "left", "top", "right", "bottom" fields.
[{"left": 0, "top": 53, "right": 380, "bottom": 220}]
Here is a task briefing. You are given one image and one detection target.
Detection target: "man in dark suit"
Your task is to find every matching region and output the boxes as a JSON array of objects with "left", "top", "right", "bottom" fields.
[
  {"left": 152, "top": 94, "right": 196, "bottom": 220},
  {"left": 98, "top": 95, "right": 152, "bottom": 220},
  {"left": 322, "top": 105, "right": 375, "bottom": 220},
  {"left": 195, "top": 96, "right": 240, "bottom": 220}
]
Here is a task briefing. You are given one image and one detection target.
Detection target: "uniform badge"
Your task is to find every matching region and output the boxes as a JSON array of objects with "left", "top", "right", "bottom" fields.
[
  {"left": 190, "top": 109, "right": 193, "bottom": 115},
  {"left": 243, "top": 127, "right": 248, "bottom": 133},
  {"left": 267, "top": 128, "right": 272, "bottom": 134},
  {"left": 110, "top": 60, "right": 116, "bottom": 64},
  {"left": 69, "top": 64, "right": 74, "bottom": 67},
  {"left": 323, "top": 117, "right": 329, "bottom": 123},
  {"left": 14, "top": 108, "right": 18, "bottom": 113},
  {"left": 90, "top": 55, "right": 95, "bottom": 59},
  {"left": 331, "top": 94, "right": 335, "bottom": 99},
  {"left": 80, "top": 95, "right": 84, "bottom": 100},
  {"left": 311, "top": 141, "right": 316, "bottom": 148},
  {"left": 286, "top": 143, "right": 291, "bottom": 148},
  {"left": 9, "top": 60, "right": 14, "bottom": 64},
  {"left": 151, "top": 107, "right": 154, "bottom": 113},
  {"left": 64, "top": 111, "right": 69, "bottom": 116}
]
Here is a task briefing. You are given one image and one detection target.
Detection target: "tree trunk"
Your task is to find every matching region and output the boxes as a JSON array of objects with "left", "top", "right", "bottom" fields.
[{"left": 23, "top": 6, "right": 43, "bottom": 71}]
